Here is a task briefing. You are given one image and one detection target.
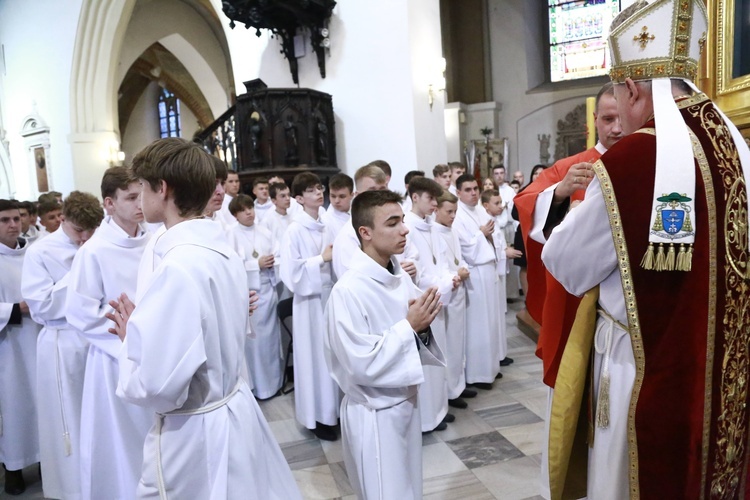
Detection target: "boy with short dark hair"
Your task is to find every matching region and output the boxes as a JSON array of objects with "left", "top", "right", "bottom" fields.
[
  {"left": 280, "top": 172, "right": 341, "bottom": 441},
  {"left": 404, "top": 177, "right": 458, "bottom": 431},
  {"left": 448, "top": 162, "right": 466, "bottom": 194},
  {"left": 37, "top": 199, "right": 62, "bottom": 234},
  {"left": 452, "top": 175, "right": 502, "bottom": 389},
  {"left": 229, "top": 193, "right": 283, "bottom": 399},
  {"left": 322, "top": 173, "right": 353, "bottom": 240},
  {"left": 108, "top": 138, "right": 300, "bottom": 499},
  {"left": 22, "top": 191, "right": 104, "bottom": 500},
  {"left": 325, "top": 189, "right": 444, "bottom": 499},
  {"left": 17, "top": 200, "right": 41, "bottom": 244},
  {"left": 0, "top": 199, "right": 41, "bottom": 495},
  {"left": 65, "top": 166, "right": 152, "bottom": 500},
  {"left": 252, "top": 176, "right": 273, "bottom": 222}
]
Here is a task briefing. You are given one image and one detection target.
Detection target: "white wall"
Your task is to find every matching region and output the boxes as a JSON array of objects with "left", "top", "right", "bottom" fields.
[
  {"left": 212, "top": 0, "right": 447, "bottom": 190},
  {"left": 0, "top": 0, "right": 84, "bottom": 200}
]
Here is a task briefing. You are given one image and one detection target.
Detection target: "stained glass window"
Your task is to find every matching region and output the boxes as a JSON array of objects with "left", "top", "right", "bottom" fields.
[
  {"left": 158, "top": 88, "right": 181, "bottom": 138},
  {"left": 549, "top": 0, "right": 621, "bottom": 82}
]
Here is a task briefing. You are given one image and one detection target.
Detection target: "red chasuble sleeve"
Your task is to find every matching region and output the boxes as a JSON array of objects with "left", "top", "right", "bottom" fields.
[{"left": 514, "top": 146, "right": 602, "bottom": 387}]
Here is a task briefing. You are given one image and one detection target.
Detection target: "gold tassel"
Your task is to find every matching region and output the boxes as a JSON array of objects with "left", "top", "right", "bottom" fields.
[
  {"left": 685, "top": 244, "right": 693, "bottom": 271},
  {"left": 641, "top": 243, "right": 655, "bottom": 270},
  {"left": 676, "top": 244, "right": 687, "bottom": 271},
  {"left": 655, "top": 243, "right": 666, "bottom": 271},
  {"left": 652, "top": 209, "right": 664, "bottom": 231},
  {"left": 665, "top": 243, "right": 676, "bottom": 271},
  {"left": 595, "top": 372, "right": 610, "bottom": 428},
  {"left": 683, "top": 211, "right": 693, "bottom": 232}
]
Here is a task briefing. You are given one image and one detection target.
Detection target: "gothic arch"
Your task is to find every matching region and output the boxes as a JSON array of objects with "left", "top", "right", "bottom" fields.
[{"left": 70, "top": 0, "right": 235, "bottom": 137}]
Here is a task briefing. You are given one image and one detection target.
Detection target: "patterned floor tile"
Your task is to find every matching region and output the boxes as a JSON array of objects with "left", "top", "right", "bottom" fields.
[
  {"left": 475, "top": 402, "right": 543, "bottom": 429},
  {"left": 423, "top": 470, "right": 496, "bottom": 499},
  {"left": 445, "top": 431, "right": 525, "bottom": 469},
  {"left": 472, "top": 456, "right": 542, "bottom": 500}
]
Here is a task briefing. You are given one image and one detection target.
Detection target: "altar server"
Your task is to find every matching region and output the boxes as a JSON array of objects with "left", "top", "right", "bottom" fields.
[
  {"left": 452, "top": 174, "right": 501, "bottom": 388},
  {"left": 0, "top": 200, "right": 41, "bottom": 496},
  {"left": 22, "top": 191, "right": 103, "bottom": 500},
  {"left": 110, "top": 138, "right": 300, "bottom": 500},
  {"left": 65, "top": 167, "right": 152, "bottom": 500},
  {"left": 280, "top": 172, "right": 341, "bottom": 441},
  {"left": 433, "top": 190, "right": 474, "bottom": 408},
  {"left": 325, "top": 189, "right": 444, "bottom": 499},
  {"left": 403, "top": 177, "right": 456, "bottom": 432},
  {"left": 252, "top": 177, "right": 273, "bottom": 223},
  {"left": 229, "top": 194, "right": 283, "bottom": 400},
  {"left": 321, "top": 173, "right": 353, "bottom": 240}
]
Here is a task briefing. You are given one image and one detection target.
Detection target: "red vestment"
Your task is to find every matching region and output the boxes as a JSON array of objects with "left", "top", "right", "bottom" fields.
[
  {"left": 514, "top": 146, "right": 602, "bottom": 387},
  {"left": 600, "top": 95, "right": 750, "bottom": 497}
]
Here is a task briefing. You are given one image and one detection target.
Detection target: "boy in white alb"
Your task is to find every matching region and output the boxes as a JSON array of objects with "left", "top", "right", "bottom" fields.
[
  {"left": 448, "top": 162, "right": 466, "bottom": 195},
  {"left": 229, "top": 194, "right": 283, "bottom": 399},
  {"left": 321, "top": 173, "right": 353, "bottom": 240},
  {"left": 109, "top": 138, "right": 300, "bottom": 499},
  {"left": 217, "top": 170, "right": 241, "bottom": 226},
  {"left": 452, "top": 175, "right": 501, "bottom": 389},
  {"left": 433, "top": 190, "right": 475, "bottom": 408},
  {"left": 482, "top": 189, "right": 522, "bottom": 368},
  {"left": 22, "top": 191, "right": 104, "bottom": 500},
  {"left": 252, "top": 177, "right": 273, "bottom": 223},
  {"left": 280, "top": 172, "right": 341, "bottom": 441},
  {"left": 66, "top": 167, "right": 152, "bottom": 500},
  {"left": 260, "top": 182, "right": 293, "bottom": 299},
  {"left": 0, "top": 200, "right": 41, "bottom": 495},
  {"left": 325, "top": 190, "right": 445, "bottom": 499},
  {"left": 403, "top": 177, "right": 457, "bottom": 432}
]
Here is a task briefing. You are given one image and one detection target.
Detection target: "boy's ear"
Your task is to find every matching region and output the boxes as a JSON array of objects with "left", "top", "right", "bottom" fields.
[{"left": 358, "top": 225, "right": 373, "bottom": 242}]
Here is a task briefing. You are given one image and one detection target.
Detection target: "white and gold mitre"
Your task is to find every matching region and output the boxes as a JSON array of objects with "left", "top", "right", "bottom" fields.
[{"left": 608, "top": 0, "right": 707, "bottom": 84}]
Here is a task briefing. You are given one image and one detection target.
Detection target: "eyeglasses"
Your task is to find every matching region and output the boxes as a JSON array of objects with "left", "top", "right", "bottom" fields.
[{"left": 304, "top": 184, "right": 326, "bottom": 194}]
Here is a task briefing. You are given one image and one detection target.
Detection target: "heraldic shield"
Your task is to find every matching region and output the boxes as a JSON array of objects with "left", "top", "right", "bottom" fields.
[{"left": 652, "top": 192, "right": 694, "bottom": 238}]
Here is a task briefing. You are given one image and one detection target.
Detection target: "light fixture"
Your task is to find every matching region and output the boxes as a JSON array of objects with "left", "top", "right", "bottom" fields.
[
  {"left": 428, "top": 57, "right": 447, "bottom": 111},
  {"left": 108, "top": 141, "right": 125, "bottom": 166}
]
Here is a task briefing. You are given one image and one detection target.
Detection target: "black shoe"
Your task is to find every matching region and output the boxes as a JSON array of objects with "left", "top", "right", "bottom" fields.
[
  {"left": 500, "top": 357, "right": 514, "bottom": 366},
  {"left": 312, "top": 422, "right": 338, "bottom": 441},
  {"left": 434, "top": 421, "right": 448, "bottom": 431},
  {"left": 460, "top": 389, "right": 477, "bottom": 398},
  {"left": 495, "top": 372, "right": 503, "bottom": 379},
  {"left": 448, "top": 398, "right": 468, "bottom": 409},
  {"left": 442, "top": 413, "right": 455, "bottom": 423},
  {"left": 473, "top": 382, "right": 493, "bottom": 390},
  {"left": 3, "top": 467, "right": 26, "bottom": 496}
]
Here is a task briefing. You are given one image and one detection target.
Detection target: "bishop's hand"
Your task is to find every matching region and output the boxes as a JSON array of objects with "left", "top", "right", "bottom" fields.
[{"left": 554, "top": 162, "right": 593, "bottom": 202}]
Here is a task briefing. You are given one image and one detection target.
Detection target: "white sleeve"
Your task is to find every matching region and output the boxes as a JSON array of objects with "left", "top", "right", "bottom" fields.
[
  {"left": 325, "top": 288, "right": 441, "bottom": 388},
  {"left": 21, "top": 249, "right": 70, "bottom": 323},
  {"left": 529, "top": 183, "right": 561, "bottom": 244},
  {"left": 117, "top": 262, "right": 207, "bottom": 413},
  {"left": 542, "top": 177, "right": 618, "bottom": 297},
  {"left": 66, "top": 250, "right": 121, "bottom": 358},
  {"left": 279, "top": 226, "right": 323, "bottom": 297}
]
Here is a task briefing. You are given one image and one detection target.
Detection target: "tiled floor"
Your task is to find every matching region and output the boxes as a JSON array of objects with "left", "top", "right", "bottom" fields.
[{"left": 2, "top": 301, "right": 548, "bottom": 500}]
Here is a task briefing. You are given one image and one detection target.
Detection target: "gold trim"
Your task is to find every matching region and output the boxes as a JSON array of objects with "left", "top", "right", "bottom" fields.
[
  {"left": 706, "top": 0, "right": 750, "bottom": 129},
  {"left": 687, "top": 100, "right": 750, "bottom": 497},
  {"left": 609, "top": 0, "right": 699, "bottom": 83},
  {"left": 590, "top": 159, "right": 645, "bottom": 499}
]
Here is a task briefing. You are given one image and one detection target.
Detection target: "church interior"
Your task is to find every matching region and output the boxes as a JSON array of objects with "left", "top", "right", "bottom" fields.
[{"left": 1, "top": 0, "right": 750, "bottom": 498}]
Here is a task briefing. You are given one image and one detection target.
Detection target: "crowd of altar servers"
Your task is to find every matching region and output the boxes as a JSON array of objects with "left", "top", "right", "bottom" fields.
[{"left": 0, "top": 154, "right": 524, "bottom": 499}]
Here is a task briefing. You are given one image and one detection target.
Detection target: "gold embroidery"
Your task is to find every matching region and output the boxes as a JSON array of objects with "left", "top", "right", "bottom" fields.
[
  {"left": 633, "top": 26, "right": 655, "bottom": 49},
  {"left": 688, "top": 100, "right": 750, "bottom": 497},
  {"left": 591, "top": 160, "right": 645, "bottom": 499}
]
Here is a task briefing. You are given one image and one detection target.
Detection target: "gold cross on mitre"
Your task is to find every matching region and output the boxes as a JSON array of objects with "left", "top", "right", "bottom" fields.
[{"left": 634, "top": 26, "right": 655, "bottom": 49}]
